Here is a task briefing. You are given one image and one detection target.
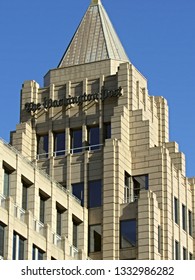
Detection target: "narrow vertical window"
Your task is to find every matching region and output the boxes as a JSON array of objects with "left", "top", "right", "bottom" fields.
[
  {"left": 37, "top": 134, "right": 49, "bottom": 159},
  {"left": 189, "top": 210, "right": 193, "bottom": 236},
  {"left": 54, "top": 132, "right": 65, "bottom": 156},
  {"left": 39, "top": 195, "right": 46, "bottom": 224},
  {"left": 174, "top": 197, "right": 179, "bottom": 225},
  {"left": 56, "top": 205, "right": 64, "bottom": 236},
  {"left": 71, "top": 129, "right": 82, "bottom": 153},
  {"left": 183, "top": 247, "right": 187, "bottom": 260},
  {"left": 104, "top": 122, "right": 111, "bottom": 140},
  {"left": 88, "top": 180, "right": 102, "bottom": 208},
  {"left": 182, "top": 204, "right": 186, "bottom": 231},
  {"left": 124, "top": 172, "right": 131, "bottom": 203},
  {"left": 3, "top": 168, "right": 10, "bottom": 197},
  {"left": 158, "top": 225, "right": 161, "bottom": 254},
  {"left": 0, "top": 224, "right": 5, "bottom": 258},
  {"left": 189, "top": 253, "right": 193, "bottom": 260},
  {"left": 175, "top": 240, "right": 180, "bottom": 260},
  {"left": 73, "top": 221, "right": 78, "bottom": 248},
  {"left": 89, "top": 224, "right": 102, "bottom": 253},
  {"left": 88, "top": 126, "right": 100, "bottom": 150},
  {"left": 22, "top": 181, "right": 29, "bottom": 210}
]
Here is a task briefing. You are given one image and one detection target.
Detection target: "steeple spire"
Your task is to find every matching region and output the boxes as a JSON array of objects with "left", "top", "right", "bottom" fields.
[{"left": 58, "top": 0, "right": 129, "bottom": 68}]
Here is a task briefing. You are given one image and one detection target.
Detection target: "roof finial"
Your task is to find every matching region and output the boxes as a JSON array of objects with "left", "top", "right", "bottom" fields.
[{"left": 91, "top": 0, "right": 101, "bottom": 5}]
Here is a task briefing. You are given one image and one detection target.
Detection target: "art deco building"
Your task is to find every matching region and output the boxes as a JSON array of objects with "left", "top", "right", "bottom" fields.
[{"left": 0, "top": 0, "right": 194, "bottom": 260}]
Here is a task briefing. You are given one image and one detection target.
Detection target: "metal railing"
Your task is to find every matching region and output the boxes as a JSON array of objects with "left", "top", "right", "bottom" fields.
[
  {"left": 0, "top": 194, "right": 6, "bottom": 209},
  {"left": 70, "top": 245, "right": 79, "bottom": 259},
  {"left": 14, "top": 204, "right": 26, "bottom": 222},
  {"left": 0, "top": 138, "right": 81, "bottom": 205},
  {"left": 34, "top": 219, "right": 45, "bottom": 235},
  {"left": 52, "top": 233, "right": 62, "bottom": 248},
  {"left": 37, "top": 144, "right": 103, "bottom": 160}
]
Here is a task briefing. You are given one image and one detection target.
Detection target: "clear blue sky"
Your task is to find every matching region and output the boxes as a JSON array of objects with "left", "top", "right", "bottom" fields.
[{"left": 0, "top": 0, "right": 194, "bottom": 177}]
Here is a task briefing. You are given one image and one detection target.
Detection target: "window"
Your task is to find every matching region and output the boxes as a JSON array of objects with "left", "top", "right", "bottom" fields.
[
  {"left": 71, "top": 129, "right": 82, "bottom": 153},
  {"left": 22, "top": 181, "right": 29, "bottom": 210},
  {"left": 54, "top": 132, "right": 65, "bottom": 156},
  {"left": 189, "top": 253, "right": 193, "bottom": 260},
  {"left": 32, "top": 245, "right": 44, "bottom": 260},
  {"left": 158, "top": 225, "right": 161, "bottom": 254},
  {"left": 72, "top": 182, "right": 84, "bottom": 206},
  {"left": 73, "top": 221, "right": 79, "bottom": 248},
  {"left": 56, "top": 204, "right": 65, "bottom": 236},
  {"left": 0, "top": 224, "right": 5, "bottom": 257},
  {"left": 3, "top": 168, "right": 10, "bottom": 197},
  {"left": 88, "top": 180, "right": 102, "bottom": 208},
  {"left": 89, "top": 224, "right": 101, "bottom": 253},
  {"left": 104, "top": 122, "right": 111, "bottom": 140},
  {"left": 88, "top": 126, "right": 100, "bottom": 150},
  {"left": 37, "top": 134, "right": 49, "bottom": 159},
  {"left": 133, "top": 175, "right": 148, "bottom": 200},
  {"left": 124, "top": 172, "right": 131, "bottom": 203},
  {"left": 183, "top": 247, "right": 187, "bottom": 260},
  {"left": 120, "top": 219, "right": 136, "bottom": 248},
  {"left": 189, "top": 210, "right": 193, "bottom": 236},
  {"left": 175, "top": 240, "right": 180, "bottom": 260},
  {"left": 12, "top": 232, "right": 25, "bottom": 260},
  {"left": 182, "top": 204, "right": 186, "bottom": 231},
  {"left": 174, "top": 197, "right": 179, "bottom": 225},
  {"left": 39, "top": 194, "right": 47, "bottom": 224}
]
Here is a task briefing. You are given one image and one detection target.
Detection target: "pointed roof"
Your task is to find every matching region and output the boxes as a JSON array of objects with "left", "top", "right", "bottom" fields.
[{"left": 58, "top": 0, "right": 129, "bottom": 68}]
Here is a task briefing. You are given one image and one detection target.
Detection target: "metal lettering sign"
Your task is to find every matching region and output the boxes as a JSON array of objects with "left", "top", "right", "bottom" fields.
[{"left": 25, "top": 86, "right": 123, "bottom": 113}]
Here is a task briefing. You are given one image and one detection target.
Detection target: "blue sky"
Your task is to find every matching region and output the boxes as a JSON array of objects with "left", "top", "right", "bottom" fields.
[{"left": 0, "top": 0, "right": 194, "bottom": 177}]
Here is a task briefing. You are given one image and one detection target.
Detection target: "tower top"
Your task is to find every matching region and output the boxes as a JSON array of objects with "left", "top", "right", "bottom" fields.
[
  {"left": 58, "top": 0, "right": 129, "bottom": 67},
  {"left": 90, "top": 0, "right": 101, "bottom": 5}
]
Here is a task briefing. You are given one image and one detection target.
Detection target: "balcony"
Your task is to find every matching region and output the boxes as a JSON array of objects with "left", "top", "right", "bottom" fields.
[
  {"left": 0, "top": 194, "right": 6, "bottom": 209},
  {"left": 37, "top": 144, "right": 103, "bottom": 160},
  {"left": 14, "top": 204, "right": 25, "bottom": 222}
]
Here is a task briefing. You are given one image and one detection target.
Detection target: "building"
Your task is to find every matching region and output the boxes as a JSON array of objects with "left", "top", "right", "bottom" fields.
[{"left": 0, "top": 0, "right": 194, "bottom": 260}]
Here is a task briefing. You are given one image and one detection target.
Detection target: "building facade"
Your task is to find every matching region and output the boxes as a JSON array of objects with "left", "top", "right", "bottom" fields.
[{"left": 0, "top": 0, "right": 194, "bottom": 260}]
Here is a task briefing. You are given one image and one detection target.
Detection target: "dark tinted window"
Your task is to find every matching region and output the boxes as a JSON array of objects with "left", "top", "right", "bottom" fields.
[
  {"left": 120, "top": 219, "right": 136, "bottom": 248},
  {"left": 104, "top": 123, "right": 111, "bottom": 140},
  {"left": 72, "top": 182, "right": 84, "bottom": 206},
  {"left": 54, "top": 132, "right": 65, "bottom": 156},
  {"left": 189, "top": 210, "right": 192, "bottom": 236},
  {"left": 174, "top": 197, "right": 179, "bottom": 225},
  {"left": 3, "top": 169, "right": 10, "bottom": 197},
  {"left": 37, "top": 135, "right": 48, "bottom": 158},
  {"left": 89, "top": 225, "right": 101, "bottom": 253},
  {"left": 0, "top": 224, "right": 5, "bottom": 257},
  {"left": 182, "top": 204, "right": 186, "bottom": 231},
  {"left": 88, "top": 126, "right": 100, "bottom": 150},
  {"left": 88, "top": 180, "right": 102, "bottom": 208},
  {"left": 71, "top": 129, "right": 82, "bottom": 153}
]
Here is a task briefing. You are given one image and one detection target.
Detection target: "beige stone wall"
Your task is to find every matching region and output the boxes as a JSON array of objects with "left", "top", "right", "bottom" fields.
[
  {"left": 7, "top": 58, "right": 195, "bottom": 260},
  {"left": 0, "top": 139, "right": 88, "bottom": 260}
]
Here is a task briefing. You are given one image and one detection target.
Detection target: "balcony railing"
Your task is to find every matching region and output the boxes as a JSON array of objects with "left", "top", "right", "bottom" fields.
[
  {"left": 0, "top": 137, "right": 81, "bottom": 206},
  {"left": 0, "top": 194, "right": 6, "bottom": 209},
  {"left": 70, "top": 245, "right": 79, "bottom": 259},
  {"left": 14, "top": 204, "right": 25, "bottom": 222},
  {"left": 34, "top": 219, "right": 45, "bottom": 235},
  {"left": 37, "top": 144, "right": 103, "bottom": 160},
  {"left": 52, "top": 233, "right": 62, "bottom": 249}
]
